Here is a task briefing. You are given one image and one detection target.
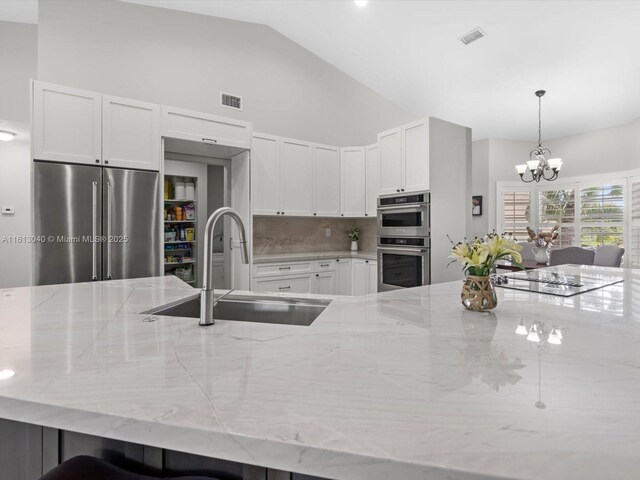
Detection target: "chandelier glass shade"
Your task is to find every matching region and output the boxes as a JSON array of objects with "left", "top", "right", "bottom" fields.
[{"left": 515, "top": 90, "right": 562, "bottom": 183}]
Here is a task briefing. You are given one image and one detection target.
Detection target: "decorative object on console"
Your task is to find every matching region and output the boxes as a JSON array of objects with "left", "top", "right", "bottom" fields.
[
  {"left": 449, "top": 233, "right": 523, "bottom": 311},
  {"left": 526, "top": 225, "right": 559, "bottom": 264},
  {"left": 472, "top": 195, "right": 482, "bottom": 216},
  {"left": 347, "top": 226, "right": 361, "bottom": 252},
  {"left": 515, "top": 90, "right": 563, "bottom": 183}
]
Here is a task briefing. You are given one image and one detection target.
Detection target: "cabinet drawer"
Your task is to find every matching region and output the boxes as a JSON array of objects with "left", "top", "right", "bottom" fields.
[
  {"left": 253, "top": 261, "right": 313, "bottom": 277},
  {"left": 253, "top": 275, "right": 312, "bottom": 294},
  {"left": 314, "top": 260, "right": 336, "bottom": 271},
  {"left": 162, "top": 106, "right": 251, "bottom": 149}
]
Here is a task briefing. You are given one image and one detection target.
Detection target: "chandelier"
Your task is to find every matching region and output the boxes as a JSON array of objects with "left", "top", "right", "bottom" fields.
[{"left": 515, "top": 90, "right": 562, "bottom": 183}]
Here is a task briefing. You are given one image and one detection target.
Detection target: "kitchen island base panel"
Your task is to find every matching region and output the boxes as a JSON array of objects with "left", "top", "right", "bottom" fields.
[{"left": 0, "top": 418, "right": 328, "bottom": 480}]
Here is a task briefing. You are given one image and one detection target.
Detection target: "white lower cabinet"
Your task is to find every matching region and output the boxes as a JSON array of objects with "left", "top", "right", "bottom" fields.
[
  {"left": 313, "top": 272, "right": 336, "bottom": 295},
  {"left": 253, "top": 257, "right": 375, "bottom": 296},
  {"left": 335, "top": 258, "right": 353, "bottom": 295},
  {"left": 254, "top": 274, "right": 313, "bottom": 294},
  {"left": 352, "top": 259, "right": 378, "bottom": 295}
]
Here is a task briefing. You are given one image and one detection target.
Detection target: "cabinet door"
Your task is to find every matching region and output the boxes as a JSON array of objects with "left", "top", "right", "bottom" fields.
[
  {"left": 253, "top": 274, "right": 312, "bottom": 294},
  {"left": 378, "top": 127, "right": 402, "bottom": 195},
  {"left": 313, "top": 144, "right": 341, "bottom": 217},
  {"left": 352, "top": 259, "right": 369, "bottom": 296},
  {"left": 162, "top": 105, "right": 251, "bottom": 149},
  {"left": 33, "top": 81, "right": 102, "bottom": 165},
  {"left": 340, "top": 147, "right": 366, "bottom": 217},
  {"left": 102, "top": 95, "right": 161, "bottom": 171},
  {"left": 251, "top": 133, "right": 280, "bottom": 215},
  {"left": 368, "top": 260, "right": 378, "bottom": 294},
  {"left": 335, "top": 258, "right": 352, "bottom": 295},
  {"left": 313, "top": 272, "right": 335, "bottom": 295},
  {"left": 365, "top": 143, "right": 380, "bottom": 217},
  {"left": 279, "top": 138, "right": 313, "bottom": 216},
  {"left": 403, "top": 119, "right": 429, "bottom": 192}
]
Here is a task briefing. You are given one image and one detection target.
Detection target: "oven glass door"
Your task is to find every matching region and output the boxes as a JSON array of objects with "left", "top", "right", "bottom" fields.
[
  {"left": 378, "top": 248, "right": 429, "bottom": 290},
  {"left": 377, "top": 205, "right": 429, "bottom": 236}
]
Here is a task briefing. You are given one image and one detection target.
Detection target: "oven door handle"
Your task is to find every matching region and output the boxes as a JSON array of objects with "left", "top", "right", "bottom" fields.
[
  {"left": 377, "top": 204, "right": 427, "bottom": 211},
  {"left": 378, "top": 247, "right": 428, "bottom": 254}
]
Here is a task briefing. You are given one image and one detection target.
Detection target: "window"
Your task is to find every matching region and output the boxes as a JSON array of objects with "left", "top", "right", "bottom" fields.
[
  {"left": 502, "top": 191, "right": 530, "bottom": 239},
  {"left": 538, "top": 188, "right": 575, "bottom": 247},
  {"left": 580, "top": 184, "right": 624, "bottom": 248}
]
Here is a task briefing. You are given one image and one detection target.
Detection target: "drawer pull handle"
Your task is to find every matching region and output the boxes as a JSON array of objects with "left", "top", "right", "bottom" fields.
[
  {"left": 278, "top": 267, "right": 291, "bottom": 270},
  {"left": 202, "top": 137, "right": 218, "bottom": 143},
  {"left": 279, "top": 286, "right": 291, "bottom": 290},
  {"left": 320, "top": 264, "right": 329, "bottom": 267}
]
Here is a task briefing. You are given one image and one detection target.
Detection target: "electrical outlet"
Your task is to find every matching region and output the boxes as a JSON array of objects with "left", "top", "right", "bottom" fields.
[
  {"left": 325, "top": 228, "right": 331, "bottom": 237},
  {"left": 1, "top": 206, "right": 15, "bottom": 215}
]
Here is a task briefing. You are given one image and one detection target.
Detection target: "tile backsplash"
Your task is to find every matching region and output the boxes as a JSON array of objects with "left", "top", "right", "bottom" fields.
[{"left": 253, "top": 216, "right": 377, "bottom": 255}]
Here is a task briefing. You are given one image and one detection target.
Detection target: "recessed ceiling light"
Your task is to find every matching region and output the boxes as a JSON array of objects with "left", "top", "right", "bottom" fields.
[
  {"left": 355, "top": 0, "right": 368, "bottom": 7},
  {"left": 0, "top": 369, "right": 15, "bottom": 380},
  {"left": 0, "top": 130, "right": 17, "bottom": 142}
]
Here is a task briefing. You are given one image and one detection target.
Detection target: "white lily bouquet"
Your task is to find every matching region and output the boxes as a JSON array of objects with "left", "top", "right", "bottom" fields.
[
  {"left": 449, "top": 232, "right": 524, "bottom": 276},
  {"left": 449, "top": 233, "right": 524, "bottom": 311}
]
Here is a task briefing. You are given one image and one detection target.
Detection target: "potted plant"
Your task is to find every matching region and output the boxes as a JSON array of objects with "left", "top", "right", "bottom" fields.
[
  {"left": 347, "top": 226, "right": 361, "bottom": 252},
  {"left": 449, "top": 233, "right": 523, "bottom": 312}
]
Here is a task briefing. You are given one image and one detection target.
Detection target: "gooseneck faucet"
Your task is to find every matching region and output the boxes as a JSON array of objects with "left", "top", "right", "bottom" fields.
[{"left": 200, "top": 207, "right": 249, "bottom": 326}]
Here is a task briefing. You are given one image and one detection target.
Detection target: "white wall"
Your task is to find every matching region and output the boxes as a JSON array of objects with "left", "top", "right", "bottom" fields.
[
  {"left": 0, "top": 21, "right": 37, "bottom": 124},
  {"left": 0, "top": 138, "right": 32, "bottom": 288},
  {"left": 37, "top": 0, "right": 413, "bottom": 146},
  {"left": 477, "top": 117, "right": 640, "bottom": 232},
  {"left": 429, "top": 117, "right": 471, "bottom": 284},
  {"left": 469, "top": 139, "right": 489, "bottom": 238}
]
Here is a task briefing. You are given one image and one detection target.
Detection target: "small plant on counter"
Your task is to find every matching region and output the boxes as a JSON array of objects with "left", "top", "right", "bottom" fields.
[
  {"left": 347, "top": 226, "right": 361, "bottom": 242},
  {"left": 448, "top": 233, "right": 524, "bottom": 312}
]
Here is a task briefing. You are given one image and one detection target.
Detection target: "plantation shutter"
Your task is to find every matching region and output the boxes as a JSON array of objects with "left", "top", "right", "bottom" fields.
[
  {"left": 631, "top": 177, "right": 640, "bottom": 267},
  {"left": 579, "top": 183, "right": 625, "bottom": 248},
  {"left": 538, "top": 188, "right": 575, "bottom": 247},
  {"left": 502, "top": 191, "right": 530, "bottom": 239}
]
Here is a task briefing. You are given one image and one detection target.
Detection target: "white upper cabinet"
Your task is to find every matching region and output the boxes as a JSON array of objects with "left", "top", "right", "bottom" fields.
[
  {"left": 102, "top": 95, "right": 160, "bottom": 170},
  {"left": 403, "top": 119, "right": 429, "bottom": 193},
  {"left": 365, "top": 143, "right": 380, "bottom": 217},
  {"left": 312, "top": 144, "right": 341, "bottom": 217},
  {"left": 279, "top": 138, "right": 313, "bottom": 216},
  {"left": 33, "top": 81, "right": 102, "bottom": 165},
  {"left": 378, "top": 127, "right": 403, "bottom": 195},
  {"left": 161, "top": 105, "right": 251, "bottom": 149},
  {"left": 251, "top": 133, "right": 280, "bottom": 216},
  {"left": 378, "top": 119, "right": 430, "bottom": 194},
  {"left": 340, "top": 146, "right": 366, "bottom": 217}
]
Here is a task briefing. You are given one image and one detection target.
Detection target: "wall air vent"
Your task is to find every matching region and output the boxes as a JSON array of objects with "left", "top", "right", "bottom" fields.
[
  {"left": 459, "top": 27, "right": 486, "bottom": 45},
  {"left": 220, "top": 92, "right": 243, "bottom": 111}
]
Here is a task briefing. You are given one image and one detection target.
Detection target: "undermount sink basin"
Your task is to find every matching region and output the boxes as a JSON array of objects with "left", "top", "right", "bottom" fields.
[{"left": 144, "top": 294, "right": 331, "bottom": 326}]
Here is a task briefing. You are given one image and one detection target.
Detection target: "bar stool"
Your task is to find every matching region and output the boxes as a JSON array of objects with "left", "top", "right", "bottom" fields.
[{"left": 39, "top": 455, "right": 221, "bottom": 480}]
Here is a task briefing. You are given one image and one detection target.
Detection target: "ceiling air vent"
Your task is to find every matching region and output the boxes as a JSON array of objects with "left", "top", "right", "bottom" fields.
[
  {"left": 459, "top": 27, "right": 486, "bottom": 45},
  {"left": 220, "top": 92, "right": 243, "bottom": 111}
]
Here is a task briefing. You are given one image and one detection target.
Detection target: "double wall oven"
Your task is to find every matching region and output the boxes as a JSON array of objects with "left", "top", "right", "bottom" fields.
[{"left": 377, "top": 191, "right": 430, "bottom": 291}]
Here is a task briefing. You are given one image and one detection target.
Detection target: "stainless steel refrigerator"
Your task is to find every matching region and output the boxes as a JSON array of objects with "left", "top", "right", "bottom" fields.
[{"left": 34, "top": 161, "right": 161, "bottom": 286}]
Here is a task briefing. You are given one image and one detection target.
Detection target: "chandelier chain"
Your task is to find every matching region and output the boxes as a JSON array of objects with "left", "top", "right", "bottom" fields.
[{"left": 538, "top": 95, "right": 542, "bottom": 147}]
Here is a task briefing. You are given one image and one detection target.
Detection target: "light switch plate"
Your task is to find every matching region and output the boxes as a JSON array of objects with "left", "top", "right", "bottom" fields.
[
  {"left": 325, "top": 228, "right": 331, "bottom": 237},
  {"left": 1, "top": 206, "right": 15, "bottom": 215}
]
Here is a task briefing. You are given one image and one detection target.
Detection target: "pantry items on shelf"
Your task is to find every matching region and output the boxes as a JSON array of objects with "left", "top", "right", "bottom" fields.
[{"left": 164, "top": 203, "right": 195, "bottom": 221}]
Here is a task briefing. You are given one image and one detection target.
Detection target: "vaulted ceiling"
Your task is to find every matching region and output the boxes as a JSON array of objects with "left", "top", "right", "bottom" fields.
[{"left": 3, "top": 1, "right": 640, "bottom": 141}]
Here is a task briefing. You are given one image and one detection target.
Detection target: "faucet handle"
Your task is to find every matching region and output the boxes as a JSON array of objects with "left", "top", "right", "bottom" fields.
[{"left": 214, "top": 288, "right": 235, "bottom": 305}]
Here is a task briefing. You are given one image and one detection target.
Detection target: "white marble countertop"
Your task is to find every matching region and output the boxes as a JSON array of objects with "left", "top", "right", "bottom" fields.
[
  {"left": 1, "top": 266, "right": 639, "bottom": 480},
  {"left": 252, "top": 250, "right": 377, "bottom": 264}
]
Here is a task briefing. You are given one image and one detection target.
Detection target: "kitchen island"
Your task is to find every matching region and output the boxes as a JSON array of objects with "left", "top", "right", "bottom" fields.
[{"left": 0, "top": 266, "right": 639, "bottom": 480}]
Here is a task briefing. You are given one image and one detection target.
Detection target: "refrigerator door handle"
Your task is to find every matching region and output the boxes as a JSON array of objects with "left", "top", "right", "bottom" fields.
[
  {"left": 106, "top": 181, "right": 113, "bottom": 280},
  {"left": 92, "top": 181, "right": 98, "bottom": 280}
]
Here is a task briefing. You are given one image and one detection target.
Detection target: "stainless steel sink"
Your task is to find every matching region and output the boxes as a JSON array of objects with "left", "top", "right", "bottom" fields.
[{"left": 144, "top": 294, "right": 331, "bottom": 326}]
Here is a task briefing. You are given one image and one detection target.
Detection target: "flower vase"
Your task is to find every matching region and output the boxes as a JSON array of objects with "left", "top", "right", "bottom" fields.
[
  {"left": 532, "top": 247, "right": 549, "bottom": 264},
  {"left": 461, "top": 275, "right": 497, "bottom": 312},
  {"left": 351, "top": 240, "right": 358, "bottom": 252}
]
